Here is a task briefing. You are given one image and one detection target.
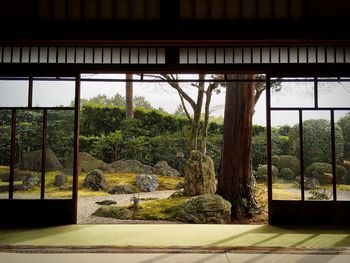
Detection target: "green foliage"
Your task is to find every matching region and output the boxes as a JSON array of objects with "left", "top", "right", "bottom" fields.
[
  {"left": 272, "top": 135, "right": 289, "bottom": 156},
  {"left": 279, "top": 168, "right": 295, "bottom": 181},
  {"left": 252, "top": 125, "right": 266, "bottom": 137},
  {"left": 252, "top": 135, "right": 266, "bottom": 170},
  {"left": 338, "top": 113, "right": 350, "bottom": 144},
  {"left": 90, "top": 131, "right": 123, "bottom": 163},
  {"left": 338, "top": 113, "right": 350, "bottom": 159},
  {"left": 81, "top": 105, "right": 189, "bottom": 137},
  {"left": 304, "top": 162, "right": 345, "bottom": 185},
  {"left": 0, "top": 125, "right": 11, "bottom": 165},
  {"left": 256, "top": 164, "right": 278, "bottom": 181},
  {"left": 271, "top": 155, "right": 280, "bottom": 167},
  {"left": 289, "top": 119, "right": 344, "bottom": 167},
  {"left": 277, "top": 155, "right": 300, "bottom": 175}
]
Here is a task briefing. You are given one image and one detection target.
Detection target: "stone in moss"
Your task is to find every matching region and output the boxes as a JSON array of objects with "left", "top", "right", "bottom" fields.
[
  {"left": 177, "top": 194, "right": 231, "bottom": 224},
  {"left": 92, "top": 206, "right": 132, "bottom": 219},
  {"left": 184, "top": 150, "right": 216, "bottom": 196}
]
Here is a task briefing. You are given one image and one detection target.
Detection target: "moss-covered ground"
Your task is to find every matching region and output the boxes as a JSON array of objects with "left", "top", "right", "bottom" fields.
[{"left": 0, "top": 166, "right": 183, "bottom": 198}]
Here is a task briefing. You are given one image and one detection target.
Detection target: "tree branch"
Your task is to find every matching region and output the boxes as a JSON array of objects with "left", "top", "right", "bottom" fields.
[{"left": 178, "top": 93, "right": 192, "bottom": 122}]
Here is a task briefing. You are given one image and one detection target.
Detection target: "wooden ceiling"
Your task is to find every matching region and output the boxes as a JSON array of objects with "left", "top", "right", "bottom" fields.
[{"left": 0, "top": 0, "right": 349, "bottom": 21}]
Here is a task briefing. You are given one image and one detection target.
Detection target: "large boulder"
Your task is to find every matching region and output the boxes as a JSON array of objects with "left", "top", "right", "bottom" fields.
[
  {"left": 110, "top": 160, "right": 153, "bottom": 174},
  {"left": 183, "top": 150, "right": 217, "bottom": 196},
  {"left": 21, "top": 148, "right": 63, "bottom": 171},
  {"left": 82, "top": 169, "right": 108, "bottom": 191},
  {"left": 65, "top": 152, "right": 114, "bottom": 174},
  {"left": 153, "top": 161, "right": 180, "bottom": 177},
  {"left": 136, "top": 174, "right": 159, "bottom": 192},
  {"left": 108, "top": 184, "right": 134, "bottom": 194},
  {"left": 22, "top": 174, "right": 41, "bottom": 191},
  {"left": 53, "top": 174, "right": 68, "bottom": 187},
  {"left": 177, "top": 194, "right": 231, "bottom": 224},
  {"left": 0, "top": 170, "right": 39, "bottom": 182}
]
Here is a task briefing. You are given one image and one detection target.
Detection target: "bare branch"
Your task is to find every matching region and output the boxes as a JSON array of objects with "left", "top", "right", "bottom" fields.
[
  {"left": 160, "top": 74, "right": 196, "bottom": 110},
  {"left": 178, "top": 93, "right": 192, "bottom": 122}
]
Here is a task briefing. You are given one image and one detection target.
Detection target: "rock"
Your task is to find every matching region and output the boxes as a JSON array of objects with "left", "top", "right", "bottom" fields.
[
  {"left": 65, "top": 152, "right": 114, "bottom": 174},
  {"left": 53, "top": 174, "right": 68, "bottom": 187},
  {"left": 305, "top": 177, "right": 320, "bottom": 190},
  {"left": 108, "top": 184, "right": 134, "bottom": 194},
  {"left": 20, "top": 148, "right": 63, "bottom": 171},
  {"left": 59, "top": 185, "right": 72, "bottom": 191},
  {"left": 183, "top": 150, "right": 217, "bottom": 196},
  {"left": 0, "top": 170, "right": 39, "bottom": 182},
  {"left": 177, "top": 194, "right": 231, "bottom": 224},
  {"left": 95, "top": 200, "right": 117, "bottom": 206},
  {"left": 153, "top": 161, "right": 180, "bottom": 177},
  {"left": 22, "top": 174, "right": 41, "bottom": 191},
  {"left": 82, "top": 169, "right": 108, "bottom": 191},
  {"left": 93, "top": 206, "right": 133, "bottom": 220},
  {"left": 175, "top": 181, "right": 185, "bottom": 189},
  {"left": 169, "top": 189, "right": 184, "bottom": 198},
  {"left": 136, "top": 174, "right": 159, "bottom": 192},
  {"left": 110, "top": 159, "right": 153, "bottom": 174}
]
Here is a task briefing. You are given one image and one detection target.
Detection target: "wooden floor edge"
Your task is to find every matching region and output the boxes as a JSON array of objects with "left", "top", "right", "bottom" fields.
[{"left": 0, "top": 245, "right": 350, "bottom": 255}]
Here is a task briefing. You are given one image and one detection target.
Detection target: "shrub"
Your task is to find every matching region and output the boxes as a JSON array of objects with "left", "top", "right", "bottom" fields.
[
  {"left": 289, "top": 119, "right": 344, "bottom": 166},
  {"left": 278, "top": 155, "right": 300, "bottom": 175},
  {"left": 305, "top": 162, "right": 332, "bottom": 185},
  {"left": 305, "top": 162, "right": 346, "bottom": 185},
  {"left": 279, "top": 168, "right": 295, "bottom": 181},
  {"left": 256, "top": 165, "right": 278, "bottom": 181},
  {"left": 271, "top": 155, "right": 280, "bottom": 167}
]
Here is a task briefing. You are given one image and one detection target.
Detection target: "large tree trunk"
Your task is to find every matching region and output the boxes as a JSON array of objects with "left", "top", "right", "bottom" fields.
[
  {"left": 126, "top": 74, "right": 133, "bottom": 119},
  {"left": 218, "top": 74, "right": 257, "bottom": 218}
]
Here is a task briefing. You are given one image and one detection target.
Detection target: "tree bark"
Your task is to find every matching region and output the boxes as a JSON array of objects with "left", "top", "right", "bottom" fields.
[
  {"left": 218, "top": 74, "right": 257, "bottom": 218},
  {"left": 189, "top": 74, "right": 205, "bottom": 151},
  {"left": 126, "top": 74, "right": 133, "bottom": 119}
]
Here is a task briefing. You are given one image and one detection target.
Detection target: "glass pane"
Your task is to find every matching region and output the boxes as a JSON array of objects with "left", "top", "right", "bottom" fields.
[
  {"left": 303, "top": 111, "right": 333, "bottom": 201},
  {"left": 0, "top": 110, "right": 12, "bottom": 199},
  {"left": 318, "top": 81, "right": 350, "bottom": 108},
  {"left": 13, "top": 110, "right": 43, "bottom": 199},
  {"left": 33, "top": 80, "right": 75, "bottom": 107},
  {"left": 271, "top": 111, "right": 301, "bottom": 200},
  {"left": 271, "top": 80, "right": 314, "bottom": 108},
  {"left": 336, "top": 111, "right": 350, "bottom": 200},
  {"left": 45, "top": 110, "right": 74, "bottom": 199},
  {"left": 0, "top": 80, "right": 29, "bottom": 107}
]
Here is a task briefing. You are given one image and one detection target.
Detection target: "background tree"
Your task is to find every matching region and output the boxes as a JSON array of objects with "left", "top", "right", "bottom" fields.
[
  {"left": 289, "top": 119, "right": 344, "bottom": 166},
  {"left": 126, "top": 74, "right": 134, "bottom": 119}
]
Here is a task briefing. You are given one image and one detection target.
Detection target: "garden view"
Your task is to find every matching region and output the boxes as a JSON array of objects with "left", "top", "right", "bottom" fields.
[{"left": 0, "top": 75, "right": 349, "bottom": 224}]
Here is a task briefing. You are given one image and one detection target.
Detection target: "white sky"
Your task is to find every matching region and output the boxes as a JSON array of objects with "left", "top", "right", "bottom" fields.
[{"left": 1, "top": 74, "right": 349, "bottom": 127}]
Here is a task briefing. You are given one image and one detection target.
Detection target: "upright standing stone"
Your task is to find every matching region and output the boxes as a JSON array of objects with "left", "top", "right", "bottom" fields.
[{"left": 184, "top": 150, "right": 217, "bottom": 196}]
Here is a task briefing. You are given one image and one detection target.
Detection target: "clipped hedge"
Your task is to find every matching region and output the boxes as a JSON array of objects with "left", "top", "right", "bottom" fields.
[
  {"left": 278, "top": 155, "right": 300, "bottom": 175},
  {"left": 81, "top": 105, "right": 189, "bottom": 137},
  {"left": 279, "top": 168, "right": 295, "bottom": 181},
  {"left": 256, "top": 164, "right": 279, "bottom": 181}
]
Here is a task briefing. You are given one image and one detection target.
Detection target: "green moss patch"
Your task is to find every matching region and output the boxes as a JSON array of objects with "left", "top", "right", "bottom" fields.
[
  {"left": 135, "top": 196, "right": 189, "bottom": 221},
  {"left": 93, "top": 206, "right": 133, "bottom": 219}
]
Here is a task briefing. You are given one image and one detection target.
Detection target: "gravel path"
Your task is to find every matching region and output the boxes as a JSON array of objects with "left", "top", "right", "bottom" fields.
[{"left": 77, "top": 190, "right": 178, "bottom": 224}]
